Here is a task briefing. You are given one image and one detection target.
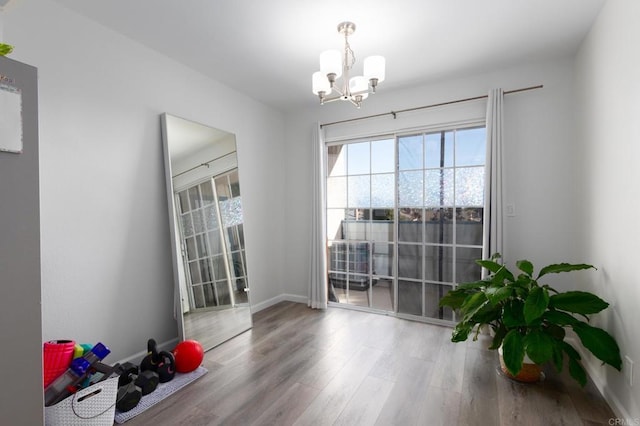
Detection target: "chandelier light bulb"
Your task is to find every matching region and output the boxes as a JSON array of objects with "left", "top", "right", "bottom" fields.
[
  {"left": 364, "top": 55, "right": 386, "bottom": 83},
  {"left": 349, "top": 76, "right": 369, "bottom": 99},
  {"left": 320, "top": 50, "right": 342, "bottom": 79},
  {"left": 312, "top": 71, "right": 331, "bottom": 95}
]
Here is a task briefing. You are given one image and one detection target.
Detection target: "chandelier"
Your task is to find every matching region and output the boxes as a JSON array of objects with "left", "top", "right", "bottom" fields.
[{"left": 312, "top": 21, "right": 385, "bottom": 108}]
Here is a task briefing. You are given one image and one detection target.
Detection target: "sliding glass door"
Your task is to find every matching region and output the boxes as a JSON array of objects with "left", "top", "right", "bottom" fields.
[{"left": 326, "top": 125, "right": 486, "bottom": 322}]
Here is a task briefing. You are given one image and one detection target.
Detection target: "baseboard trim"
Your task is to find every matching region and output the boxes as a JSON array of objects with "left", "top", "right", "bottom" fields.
[
  {"left": 252, "top": 293, "right": 308, "bottom": 313},
  {"left": 115, "top": 337, "right": 180, "bottom": 365}
]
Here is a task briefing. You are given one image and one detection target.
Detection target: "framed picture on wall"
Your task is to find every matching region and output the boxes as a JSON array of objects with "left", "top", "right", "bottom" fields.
[{"left": 0, "top": 78, "right": 23, "bottom": 154}]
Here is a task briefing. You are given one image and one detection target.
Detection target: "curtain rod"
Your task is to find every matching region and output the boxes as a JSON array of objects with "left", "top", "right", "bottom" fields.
[
  {"left": 172, "top": 151, "right": 235, "bottom": 179},
  {"left": 320, "top": 84, "right": 543, "bottom": 129}
]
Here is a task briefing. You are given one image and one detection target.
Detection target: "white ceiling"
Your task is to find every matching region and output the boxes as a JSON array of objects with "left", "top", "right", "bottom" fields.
[{"left": 52, "top": 0, "right": 606, "bottom": 112}]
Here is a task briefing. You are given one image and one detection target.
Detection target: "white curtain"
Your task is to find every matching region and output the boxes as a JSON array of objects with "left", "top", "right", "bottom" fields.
[
  {"left": 483, "top": 88, "right": 505, "bottom": 263},
  {"left": 308, "top": 122, "right": 328, "bottom": 309}
]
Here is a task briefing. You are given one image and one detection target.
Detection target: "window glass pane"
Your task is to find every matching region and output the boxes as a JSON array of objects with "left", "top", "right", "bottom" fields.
[
  {"left": 425, "top": 132, "right": 453, "bottom": 168},
  {"left": 329, "top": 242, "right": 348, "bottom": 273},
  {"left": 189, "top": 261, "right": 202, "bottom": 284},
  {"left": 208, "top": 231, "right": 223, "bottom": 255},
  {"left": 455, "top": 167, "right": 484, "bottom": 206},
  {"left": 192, "top": 209, "right": 205, "bottom": 234},
  {"left": 348, "top": 142, "right": 370, "bottom": 175},
  {"left": 211, "top": 255, "right": 227, "bottom": 280},
  {"left": 200, "top": 181, "right": 215, "bottom": 206},
  {"left": 326, "top": 209, "right": 347, "bottom": 240},
  {"left": 398, "top": 208, "right": 422, "bottom": 243},
  {"left": 455, "top": 127, "right": 485, "bottom": 166},
  {"left": 186, "top": 237, "right": 197, "bottom": 261},
  {"left": 398, "top": 170, "right": 423, "bottom": 207},
  {"left": 220, "top": 197, "right": 243, "bottom": 228},
  {"left": 425, "top": 208, "right": 453, "bottom": 244},
  {"left": 371, "top": 139, "right": 395, "bottom": 173},
  {"left": 371, "top": 173, "right": 394, "bottom": 207},
  {"left": 327, "top": 145, "right": 347, "bottom": 177},
  {"left": 215, "top": 281, "right": 231, "bottom": 305},
  {"left": 425, "top": 169, "right": 453, "bottom": 207},
  {"left": 344, "top": 216, "right": 368, "bottom": 241},
  {"left": 398, "top": 134, "right": 423, "bottom": 170},
  {"left": 424, "top": 283, "right": 453, "bottom": 320},
  {"left": 215, "top": 175, "right": 231, "bottom": 200},
  {"left": 370, "top": 214, "right": 393, "bottom": 243},
  {"left": 202, "top": 283, "right": 217, "bottom": 307},
  {"left": 327, "top": 177, "right": 347, "bottom": 208},
  {"left": 348, "top": 175, "right": 370, "bottom": 208},
  {"left": 398, "top": 280, "right": 422, "bottom": 316},
  {"left": 398, "top": 244, "right": 422, "bottom": 279},
  {"left": 424, "top": 246, "right": 453, "bottom": 283},
  {"left": 456, "top": 247, "right": 483, "bottom": 283},
  {"left": 373, "top": 243, "right": 394, "bottom": 277},
  {"left": 178, "top": 191, "right": 190, "bottom": 213},
  {"left": 229, "top": 171, "right": 241, "bottom": 197},
  {"left": 181, "top": 213, "right": 194, "bottom": 238},
  {"left": 188, "top": 186, "right": 201, "bottom": 209},
  {"left": 195, "top": 234, "right": 208, "bottom": 258},
  {"left": 192, "top": 285, "right": 205, "bottom": 309},
  {"left": 456, "top": 208, "right": 483, "bottom": 245},
  {"left": 204, "top": 205, "right": 218, "bottom": 230},
  {"left": 199, "top": 259, "right": 212, "bottom": 282}
]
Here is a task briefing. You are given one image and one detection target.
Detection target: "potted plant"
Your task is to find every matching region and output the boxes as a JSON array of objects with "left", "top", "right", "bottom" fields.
[{"left": 439, "top": 254, "right": 622, "bottom": 386}]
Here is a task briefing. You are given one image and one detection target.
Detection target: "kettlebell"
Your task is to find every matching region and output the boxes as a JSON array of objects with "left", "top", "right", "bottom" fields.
[
  {"left": 156, "top": 350, "right": 176, "bottom": 383},
  {"left": 140, "top": 338, "right": 175, "bottom": 383},
  {"left": 140, "top": 338, "right": 160, "bottom": 372}
]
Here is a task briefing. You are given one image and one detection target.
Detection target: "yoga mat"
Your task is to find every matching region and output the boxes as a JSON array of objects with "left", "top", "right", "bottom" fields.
[{"left": 114, "top": 367, "right": 208, "bottom": 424}]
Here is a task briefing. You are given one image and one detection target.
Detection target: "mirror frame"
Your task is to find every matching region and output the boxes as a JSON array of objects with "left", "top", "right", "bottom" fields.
[{"left": 160, "top": 113, "right": 252, "bottom": 348}]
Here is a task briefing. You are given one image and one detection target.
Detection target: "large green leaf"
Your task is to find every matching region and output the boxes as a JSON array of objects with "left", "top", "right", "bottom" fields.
[
  {"left": 568, "top": 357, "right": 587, "bottom": 387},
  {"left": 524, "top": 286, "right": 549, "bottom": 324},
  {"left": 451, "top": 322, "right": 473, "bottom": 342},
  {"left": 524, "top": 330, "right": 554, "bottom": 364},
  {"left": 516, "top": 260, "right": 534, "bottom": 276},
  {"left": 489, "top": 326, "right": 507, "bottom": 350},
  {"left": 572, "top": 322, "right": 622, "bottom": 370},
  {"left": 455, "top": 280, "right": 486, "bottom": 290},
  {"left": 485, "top": 285, "right": 512, "bottom": 306},
  {"left": 439, "top": 289, "right": 469, "bottom": 309},
  {"left": 503, "top": 299, "right": 526, "bottom": 328},
  {"left": 476, "top": 259, "right": 503, "bottom": 273},
  {"left": 549, "top": 291, "right": 609, "bottom": 315},
  {"left": 543, "top": 309, "right": 578, "bottom": 326},
  {"left": 537, "top": 263, "right": 595, "bottom": 279},
  {"left": 544, "top": 323, "right": 566, "bottom": 341},
  {"left": 502, "top": 330, "right": 525, "bottom": 376},
  {"left": 460, "top": 292, "right": 490, "bottom": 322}
]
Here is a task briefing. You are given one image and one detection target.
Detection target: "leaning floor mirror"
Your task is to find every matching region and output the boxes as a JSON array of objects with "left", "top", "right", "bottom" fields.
[{"left": 161, "top": 113, "right": 252, "bottom": 352}]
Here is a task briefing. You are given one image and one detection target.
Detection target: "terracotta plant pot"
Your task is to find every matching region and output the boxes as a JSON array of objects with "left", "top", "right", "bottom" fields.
[{"left": 498, "top": 346, "right": 543, "bottom": 383}]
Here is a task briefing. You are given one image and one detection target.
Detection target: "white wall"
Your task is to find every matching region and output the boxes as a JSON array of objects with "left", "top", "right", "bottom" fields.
[
  {"left": 575, "top": 0, "right": 640, "bottom": 419},
  {"left": 3, "top": 0, "right": 286, "bottom": 364},
  {"left": 284, "top": 58, "right": 581, "bottom": 298}
]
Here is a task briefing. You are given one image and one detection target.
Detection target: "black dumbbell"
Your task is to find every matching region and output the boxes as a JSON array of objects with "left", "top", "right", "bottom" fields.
[{"left": 115, "top": 363, "right": 159, "bottom": 412}]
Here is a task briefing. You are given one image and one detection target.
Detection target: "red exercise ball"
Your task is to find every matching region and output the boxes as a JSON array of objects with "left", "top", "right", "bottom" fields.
[{"left": 173, "top": 340, "right": 204, "bottom": 373}]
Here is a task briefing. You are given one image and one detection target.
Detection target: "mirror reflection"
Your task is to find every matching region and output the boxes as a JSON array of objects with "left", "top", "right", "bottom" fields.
[{"left": 161, "top": 113, "right": 251, "bottom": 352}]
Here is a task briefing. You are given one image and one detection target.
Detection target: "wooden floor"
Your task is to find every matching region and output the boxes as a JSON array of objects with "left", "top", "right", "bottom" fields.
[{"left": 125, "top": 301, "right": 615, "bottom": 425}]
